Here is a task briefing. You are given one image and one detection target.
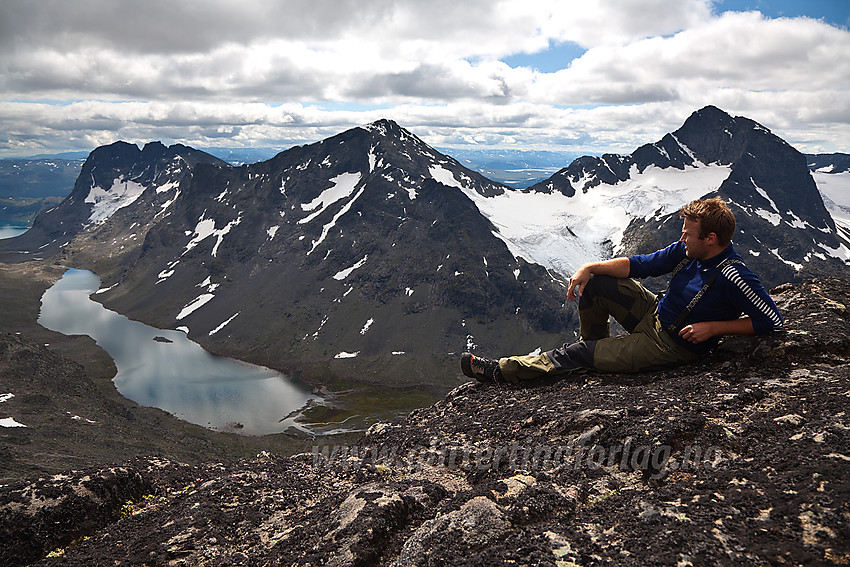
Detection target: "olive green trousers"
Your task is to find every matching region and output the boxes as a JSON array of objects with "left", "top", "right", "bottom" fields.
[{"left": 499, "top": 276, "right": 699, "bottom": 381}]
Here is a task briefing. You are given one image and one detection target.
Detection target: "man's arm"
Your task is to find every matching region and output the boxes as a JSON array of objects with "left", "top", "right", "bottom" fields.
[
  {"left": 566, "top": 257, "right": 631, "bottom": 301},
  {"left": 679, "top": 317, "right": 754, "bottom": 344}
]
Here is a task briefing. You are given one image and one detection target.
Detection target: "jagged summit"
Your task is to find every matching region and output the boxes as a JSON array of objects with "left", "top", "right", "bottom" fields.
[
  {"left": 0, "top": 141, "right": 229, "bottom": 258},
  {"left": 531, "top": 105, "right": 790, "bottom": 196}
]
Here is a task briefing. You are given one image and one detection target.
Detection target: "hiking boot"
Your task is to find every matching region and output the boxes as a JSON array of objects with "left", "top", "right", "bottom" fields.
[{"left": 461, "top": 352, "right": 503, "bottom": 383}]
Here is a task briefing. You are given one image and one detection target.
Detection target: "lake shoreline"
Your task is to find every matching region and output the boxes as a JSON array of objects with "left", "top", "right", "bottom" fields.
[
  {"left": 0, "top": 225, "right": 29, "bottom": 240},
  {"left": 0, "top": 259, "right": 362, "bottom": 484},
  {"left": 39, "top": 268, "right": 320, "bottom": 436}
]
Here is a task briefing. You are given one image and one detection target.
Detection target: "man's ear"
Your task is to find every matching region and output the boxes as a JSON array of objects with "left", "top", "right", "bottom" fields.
[{"left": 706, "top": 231, "right": 718, "bottom": 245}]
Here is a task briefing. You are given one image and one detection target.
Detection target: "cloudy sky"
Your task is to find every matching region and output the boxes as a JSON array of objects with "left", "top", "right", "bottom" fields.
[{"left": 1, "top": 0, "right": 848, "bottom": 159}]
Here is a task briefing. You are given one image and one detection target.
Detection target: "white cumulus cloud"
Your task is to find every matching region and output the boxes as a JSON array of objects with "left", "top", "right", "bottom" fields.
[{"left": 0, "top": 0, "right": 846, "bottom": 157}]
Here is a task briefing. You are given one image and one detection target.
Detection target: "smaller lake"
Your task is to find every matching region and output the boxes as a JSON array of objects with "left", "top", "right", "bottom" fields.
[
  {"left": 0, "top": 225, "right": 28, "bottom": 239},
  {"left": 38, "top": 269, "right": 319, "bottom": 436}
]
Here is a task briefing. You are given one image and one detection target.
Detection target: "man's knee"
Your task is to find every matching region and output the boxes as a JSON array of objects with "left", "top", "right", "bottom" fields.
[
  {"left": 578, "top": 274, "right": 620, "bottom": 309},
  {"left": 547, "top": 340, "right": 596, "bottom": 370}
]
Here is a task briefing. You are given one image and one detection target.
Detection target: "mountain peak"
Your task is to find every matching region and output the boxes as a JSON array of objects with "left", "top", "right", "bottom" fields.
[
  {"left": 691, "top": 104, "right": 733, "bottom": 122},
  {"left": 521, "top": 105, "right": 847, "bottom": 286},
  {"left": 359, "top": 118, "right": 405, "bottom": 138}
]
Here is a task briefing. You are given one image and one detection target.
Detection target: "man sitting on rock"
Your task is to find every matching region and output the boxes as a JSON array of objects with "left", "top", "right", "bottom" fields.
[{"left": 462, "top": 197, "right": 784, "bottom": 383}]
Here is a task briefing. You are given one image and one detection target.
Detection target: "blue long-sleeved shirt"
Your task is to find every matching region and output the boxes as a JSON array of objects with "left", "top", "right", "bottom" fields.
[{"left": 629, "top": 241, "right": 784, "bottom": 353}]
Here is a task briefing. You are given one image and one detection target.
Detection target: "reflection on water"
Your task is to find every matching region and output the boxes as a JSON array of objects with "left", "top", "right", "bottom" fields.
[
  {"left": 0, "top": 225, "right": 28, "bottom": 239},
  {"left": 38, "top": 269, "right": 317, "bottom": 436}
]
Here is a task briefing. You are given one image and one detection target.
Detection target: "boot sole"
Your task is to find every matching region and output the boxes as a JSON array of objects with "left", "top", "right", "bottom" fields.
[{"left": 460, "top": 352, "right": 474, "bottom": 378}]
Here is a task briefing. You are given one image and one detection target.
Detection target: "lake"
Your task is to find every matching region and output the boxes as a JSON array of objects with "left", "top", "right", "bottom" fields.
[
  {"left": 37, "top": 269, "right": 319, "bottom": 436},
  {"left": 0, "top": 225, "right": 29, "bottom": 239}
]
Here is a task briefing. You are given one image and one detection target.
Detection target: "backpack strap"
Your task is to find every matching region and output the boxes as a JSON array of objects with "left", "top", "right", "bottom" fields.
[
  {"left": 666, "top": 258, "right": 744, "bottom": 334},
  {"left": 657, "top": 257, "right": 693, "bottom": 301}
]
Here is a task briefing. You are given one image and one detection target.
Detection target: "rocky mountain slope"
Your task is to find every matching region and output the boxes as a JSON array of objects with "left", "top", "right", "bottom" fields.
[
  {"left": 1, "top": 122, "right": 572, "bottom": 389},
  {"left": 808, "top": 153, "right": 850, "bottom": 174},
  {"left": 2, "top": 277, "right": 848, "bottom": 566}
]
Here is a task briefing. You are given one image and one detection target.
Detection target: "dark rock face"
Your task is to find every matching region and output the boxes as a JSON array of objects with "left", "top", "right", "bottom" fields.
[
  {"left": 4, "top": 277, "right": 848, "bottom": 566},
  {"left": 808, "top": 153, "right": 850, "bottom": 174},
  {"left": 1, "top": 142, "right": 230, "bottom": 259},
  {"left": 0, "top": 466, "right": 153, "bottom": 566}
]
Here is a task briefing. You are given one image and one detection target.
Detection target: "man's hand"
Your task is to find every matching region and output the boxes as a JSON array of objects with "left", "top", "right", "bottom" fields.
[
  {"left": 566, "top": 257, "right": 631, "bottom": 303},
  {"left": 678, "top": 322, "right": 715, "bottom": 344},
  {"left": 566, "top": 265, "right": 592, "bottom": 301},
  {"left": 679, "top": 318, "right": 755, "bottom": 343}
]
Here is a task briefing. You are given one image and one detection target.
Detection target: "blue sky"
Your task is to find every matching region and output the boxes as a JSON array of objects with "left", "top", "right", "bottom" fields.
[
  {"left": 719, "top": 0, "right": 849, "bottom": 24},
  {"left": 505, "top": 1, "right": 849, "bottom": 74},
  {"left": 0, "top": 0, "right": 847, "bottom": 158}
]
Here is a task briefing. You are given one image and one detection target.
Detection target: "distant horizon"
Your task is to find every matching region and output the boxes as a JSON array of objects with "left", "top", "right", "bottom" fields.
[{"left": 2, "top": 134, "right": 847, "bottom": 167}]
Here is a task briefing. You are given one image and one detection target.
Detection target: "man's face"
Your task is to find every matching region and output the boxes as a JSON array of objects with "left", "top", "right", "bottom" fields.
[{"left": 680, "top": 218, "right": 709, "bottom": 259}]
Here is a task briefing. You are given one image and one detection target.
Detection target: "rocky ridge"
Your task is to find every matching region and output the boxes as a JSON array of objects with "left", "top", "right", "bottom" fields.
[{"left": 3, "top": 277, "right": 848, "bottom": 566}]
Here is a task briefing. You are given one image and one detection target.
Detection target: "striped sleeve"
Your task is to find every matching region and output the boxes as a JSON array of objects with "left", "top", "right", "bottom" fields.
[{"left": 721, "top": 262, "right": 784, "bottom": 334}]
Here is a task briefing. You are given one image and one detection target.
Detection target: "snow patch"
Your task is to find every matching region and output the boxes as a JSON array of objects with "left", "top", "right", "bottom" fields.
[
  {"left": 754, "top": 208, "right": 781, "bottom": 226},
  {"left": 267, "top": 225, "right": 279, "bottom": 239},
  {"left": 368, "top": 145, "right": 380, "bottom": 172},
  {"left": 312, "top": 316, "right": 330, "bottom": 340},
  {"left": 752, "top": 177, "right": 780, "bottom": 212},
  {"left": 818, "top": 241, "right": 850, "bottom": 263},
  {"left": 360, "top": 318, "right": 374, "bottom": 335},
  {"left": 95, "top": 283, "right": 118, "bottom": 294},
  {"left": 0, "top": 393, "right": 13, "bottom": 403},
  {"left": 769, "top": 248, "right": 803, "bottom": 271},
  {"left": 156, "top": 181, "right": 178, "bottom": 194},
  {"left": 813, "top": 171, "right": 850, "bottom": 234},
  {"left": 183, "top": 215, "right": 241, "bottom": 257},
  {"left": 209, "top": 312, "right": 239, "bottom": 336},
  {"left": 785, "top": 211, "right": 809, "bottom": 230},
  {"left": 333, "top": 255, "right": 368, "bottom": 280},
  {"left": 157, "top": 260, "right": 180, "bottom": 283},
  {"left": 429, "top": 165, "right": 464, "bottom": 189},
  {"left": 307, "top": 185, "right": 367, "bottom": 255},
  {"left": 85, "top": 176, "right": 147, "bottom": 224},
  {"left": 68, "top": 412, "right": 96, "bottom": 424},
  {"left": 197, "top": 277, "right": 219, "bottom": 292},
  {"left": 0, "top": 417, "right": 26, "bottom": 428},
  {"left": 299, "top": 172, "right": 362, "bottom": 225},
  {"left": 334, "top": 351, "right": 359, "bottom": 359},
  {"left": 176, "top": 293, "right": 215, "bottom": 320}
]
